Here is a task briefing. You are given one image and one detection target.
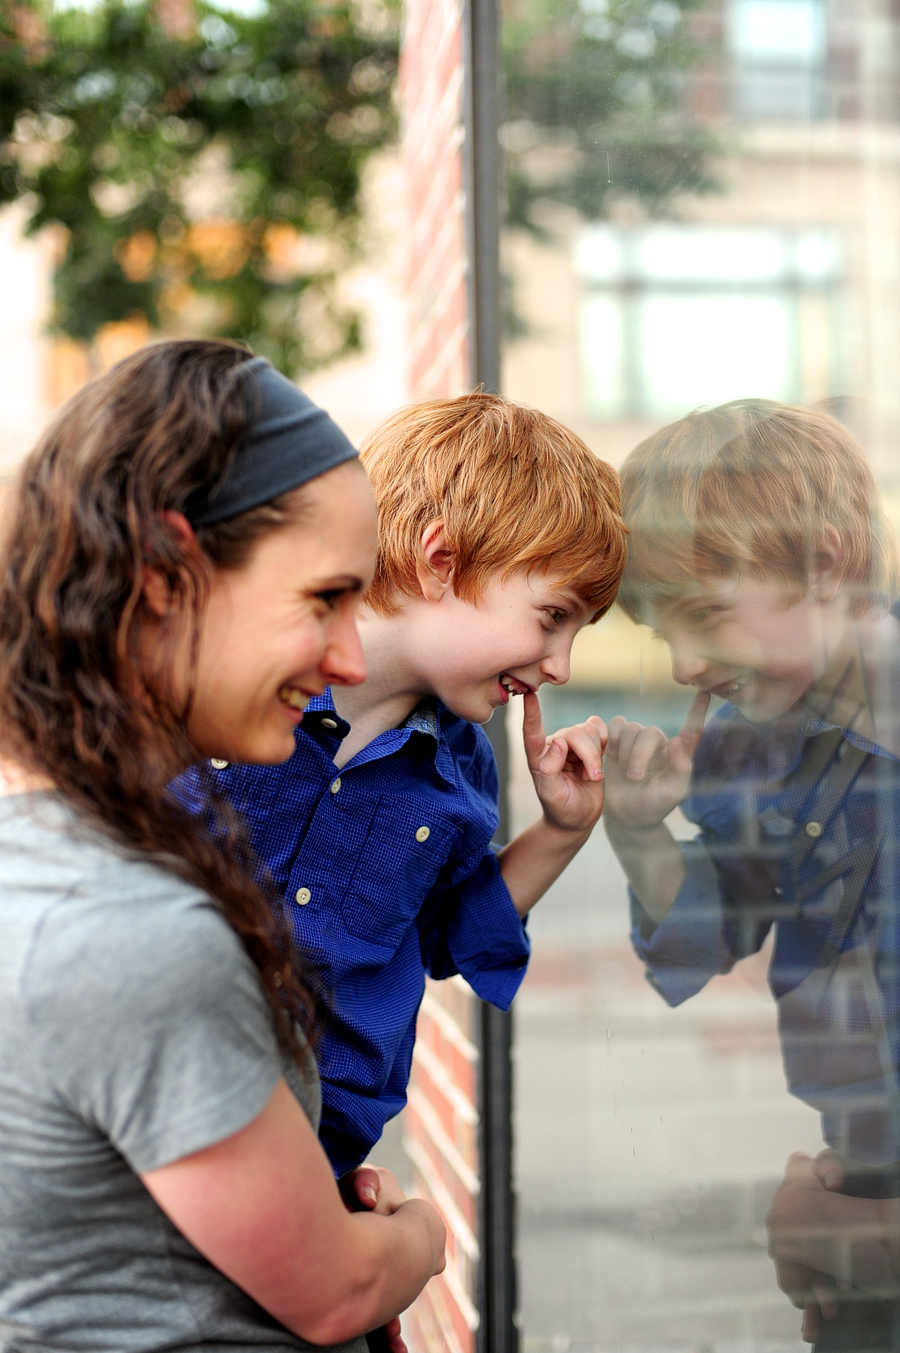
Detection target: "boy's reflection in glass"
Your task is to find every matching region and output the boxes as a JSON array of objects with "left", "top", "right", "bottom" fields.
[{"left": 603, "top": 400, "right": 900, "bottom": 1351}]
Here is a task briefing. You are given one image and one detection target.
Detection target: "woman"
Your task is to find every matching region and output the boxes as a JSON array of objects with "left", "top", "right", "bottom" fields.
[{"left": 0, "top": 340, "right": 445, "bottom": 1353}]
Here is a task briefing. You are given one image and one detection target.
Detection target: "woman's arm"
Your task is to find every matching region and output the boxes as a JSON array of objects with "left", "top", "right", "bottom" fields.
[{"left": 142, "top": 1078, "right": 445, "bottom": 1347}]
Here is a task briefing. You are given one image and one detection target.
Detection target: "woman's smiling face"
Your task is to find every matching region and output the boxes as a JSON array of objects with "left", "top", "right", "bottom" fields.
[{"left": 188, "top": 460, "right": 377, "bottom": 764}]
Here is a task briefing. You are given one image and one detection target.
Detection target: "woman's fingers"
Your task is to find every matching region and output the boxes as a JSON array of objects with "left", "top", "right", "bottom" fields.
[{"left": 812, "top": 1149, "right": 845, "bottom": 1193}]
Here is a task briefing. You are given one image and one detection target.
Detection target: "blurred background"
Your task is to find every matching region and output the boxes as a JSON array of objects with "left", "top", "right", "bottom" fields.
[{"left": 3, "top": 1, "right": 900, "bottom": 1350}]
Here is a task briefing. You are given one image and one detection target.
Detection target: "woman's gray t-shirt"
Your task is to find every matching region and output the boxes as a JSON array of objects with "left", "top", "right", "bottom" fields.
[{"left": 0, "top": 793, "right": 365, "bottom": 1353}]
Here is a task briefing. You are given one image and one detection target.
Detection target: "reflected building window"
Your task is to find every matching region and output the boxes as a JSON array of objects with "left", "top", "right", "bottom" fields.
[
  {"left": 728, "top": 0, "right": 827, "bottom": 120},
  {"left": 577, "top": 223, "right": 842, "bottom": 419}
]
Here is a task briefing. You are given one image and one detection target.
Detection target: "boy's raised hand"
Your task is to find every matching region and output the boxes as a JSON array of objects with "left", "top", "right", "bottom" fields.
[
  {"left": 522, "top": 691, "right": 607, "bottom": 835},
  {"left": 603, "top": 691, "right": 709, "bottom": 832}
]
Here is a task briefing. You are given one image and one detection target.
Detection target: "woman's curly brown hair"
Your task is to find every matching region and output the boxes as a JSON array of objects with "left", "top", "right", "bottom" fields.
[{"left": 0, "top": 338, "right": 319, "bottom": 1054}]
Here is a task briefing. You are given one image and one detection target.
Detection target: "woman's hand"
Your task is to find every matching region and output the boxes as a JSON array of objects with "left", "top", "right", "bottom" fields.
[
  {"left": 603, "top": 691, "right": 709, "bottom": 832},
  {"left": 522, "top": 691, "right": 607, "bottom": 835},
  {"left": 766, "top": 1152, "right": 842, "bottom": 1340},
  {"left": 767, "top": 1150, "right": 900, "bottom": 1341},
  {"left": 344, "top": 1166, "right": 417, "bottom": 1353},
  {"left": 143, "top": 1080, "right": 445, "bottom": 1347},
  {"left": 343, "top": 1165, "right": 407, "bottom": 1216}
]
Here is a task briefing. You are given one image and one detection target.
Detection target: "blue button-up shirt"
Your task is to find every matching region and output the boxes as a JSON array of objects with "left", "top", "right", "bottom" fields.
[{"left": 175, "top": 694, "right": 529, "bottom": 1175}]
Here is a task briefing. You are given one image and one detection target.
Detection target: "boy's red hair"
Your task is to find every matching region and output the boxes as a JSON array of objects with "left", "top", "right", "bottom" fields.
[{"left": 360, "top": 392, "right": 626, "bottom": 619}]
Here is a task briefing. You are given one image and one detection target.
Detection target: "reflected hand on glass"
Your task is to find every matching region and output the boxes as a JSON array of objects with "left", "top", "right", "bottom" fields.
[
  {"left": 604, "top": 690, "right": 710, "bottom": 831},
  {"left": 767, "top": 1151, "right": 900, "bottom": 1340}
]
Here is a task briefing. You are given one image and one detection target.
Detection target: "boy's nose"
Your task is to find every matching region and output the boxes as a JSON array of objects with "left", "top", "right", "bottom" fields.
[
  {"left": 669, "top": 640, "right": 709, "bottom": 688},
  {"left": 539, "top": 646, "right": 571, "bottom": 686},
  {"left": 325, "top": 618, "right": 367, "bottom": 688}
]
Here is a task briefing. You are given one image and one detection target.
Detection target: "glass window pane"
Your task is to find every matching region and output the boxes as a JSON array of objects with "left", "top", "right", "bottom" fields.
[{"left": 503, "top": 0, "right": 900, "bottom": 1347}]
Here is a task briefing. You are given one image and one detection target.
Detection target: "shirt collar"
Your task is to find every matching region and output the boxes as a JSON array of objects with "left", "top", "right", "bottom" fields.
[
  {"left": 400, "top": 698, "right": 459, "bottom": 786},
  {"left": 799, "top": 611, "right": 900, "bottom": 760},
  {"left": 304, "top": 691, "right": 459, "bottom": 785}
]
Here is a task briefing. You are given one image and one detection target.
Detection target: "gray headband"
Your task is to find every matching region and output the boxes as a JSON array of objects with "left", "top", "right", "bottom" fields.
[{"left": 186, "top": 356, "right": 359, "bottom": 527}]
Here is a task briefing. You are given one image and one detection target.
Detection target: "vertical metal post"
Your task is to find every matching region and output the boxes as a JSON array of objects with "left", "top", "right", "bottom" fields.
[{"left": 462, "top": 2, "right": 519, "bottom": 1349}]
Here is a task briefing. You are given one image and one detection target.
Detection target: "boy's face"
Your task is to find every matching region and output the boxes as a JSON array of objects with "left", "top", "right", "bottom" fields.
[
  {"left": 652, "top": 573, "right": 842, "bottom": 723},
  {"left": 407, "top": 567, "right": 594, "bottom": 724}
]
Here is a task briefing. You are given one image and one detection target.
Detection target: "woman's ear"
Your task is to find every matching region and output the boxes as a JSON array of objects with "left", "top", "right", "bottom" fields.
[
  {"left": 142, "top": 511, "right": 198, "bottom": 619},
  {"left": 415, "top": 521, "right": 455, "bottom": 602},
  {"left": 811, "top": 524, "right": 845, "bottom": 604}
]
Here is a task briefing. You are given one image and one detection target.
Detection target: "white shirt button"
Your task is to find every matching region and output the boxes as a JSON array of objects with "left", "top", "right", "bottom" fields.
[
  {"left": 321, "top": 717, "right": 338, "bottom": 730},
  {"left": 805, "top": 821, "right": 823, "bottom": 838},
  {"left": 295, "top": 887, "right": 311, "bottom": 905},
  {"left": 330, "top": 778, "right": 342, "bottom": 794},
  {"left": 210, "top": 759, "right": 229, "bottom": 770},
  {"left": 415, "top": 825, "right": 431, "bottom": 843}
]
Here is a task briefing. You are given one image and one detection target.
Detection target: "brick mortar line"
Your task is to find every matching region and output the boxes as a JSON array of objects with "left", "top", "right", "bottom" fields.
[
  {"left": 419, "top": 989, "right": 479, "bottom": 1061},
  {"left": 411, "top": 1037, "right": 479, "bottom": 1126},
  {"left": 407, "top": 1083, "right": 481, "bottom": 1196},
  {"left": 403, "top": 1133, "right": 481, "bottom": 1266}
]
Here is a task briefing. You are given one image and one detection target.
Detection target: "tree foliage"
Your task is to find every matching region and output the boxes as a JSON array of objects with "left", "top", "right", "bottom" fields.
[
  {"left": 503, "top": 0, "right": 719, "bottom": 233},
  {"left": 0, "top": 0, "right": 398, "bottom": 374}
]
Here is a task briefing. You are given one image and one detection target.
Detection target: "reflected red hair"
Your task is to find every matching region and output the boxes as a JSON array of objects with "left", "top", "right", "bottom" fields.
[{"left": 618, "top": 399, "right": 898, "bottom": 622}]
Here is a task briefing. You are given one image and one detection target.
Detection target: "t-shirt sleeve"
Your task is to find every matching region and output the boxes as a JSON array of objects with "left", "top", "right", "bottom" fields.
[{"left": 21, "top": 882, "right": 285, "bottom": 1174}]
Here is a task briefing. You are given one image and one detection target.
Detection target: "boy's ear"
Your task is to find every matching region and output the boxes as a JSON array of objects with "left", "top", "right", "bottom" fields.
[
  {"left": 811, "top": 524, "right": 845, "bottom": 603},
  {"left": 415, "top": 521, "right": 455, "bottom": 601}
]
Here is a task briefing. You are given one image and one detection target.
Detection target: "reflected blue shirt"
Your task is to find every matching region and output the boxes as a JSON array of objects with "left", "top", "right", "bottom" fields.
[
  {"left": 175, "top": 693, "right": 529, "bottom": 1175},
  {"left": 631, "top": 628, "right": 900, "bottom": 1166}
]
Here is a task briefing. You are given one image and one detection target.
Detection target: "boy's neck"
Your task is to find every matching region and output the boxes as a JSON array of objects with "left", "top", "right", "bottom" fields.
[{"left": 329, "top": 607, "right": 432, "bottom": 769}]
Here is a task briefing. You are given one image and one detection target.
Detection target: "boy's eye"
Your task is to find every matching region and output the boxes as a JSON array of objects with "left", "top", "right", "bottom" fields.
[
  {"left": 315, "top": 589, "right": 344, "bottom": 610},
  {"left": 543, "top": 607, "right": 569, "bottom": 627},
  {"left": 686, "top": 606, "right": 722, "bottom": 626}
]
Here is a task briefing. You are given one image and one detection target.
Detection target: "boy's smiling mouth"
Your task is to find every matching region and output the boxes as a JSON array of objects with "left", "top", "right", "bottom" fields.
[
  {"left": 707, "top": 672, "right": 751, "bottom": 700},
  {"left": 499, "top": 673, "right": 532, "bottom": 698}
]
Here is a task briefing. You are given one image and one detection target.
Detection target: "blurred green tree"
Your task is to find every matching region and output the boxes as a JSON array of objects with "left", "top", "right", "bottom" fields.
[
  {"left": 503, "top": 0, "right": 719, "bottom": 235},
  {"left": 0, "top": 0, "right": 398, "bottom": 374}
]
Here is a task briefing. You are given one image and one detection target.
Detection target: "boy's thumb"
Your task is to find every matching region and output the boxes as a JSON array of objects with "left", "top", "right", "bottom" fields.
[{"left": 539, "top": 738, "right": 566, "bottom": 772}]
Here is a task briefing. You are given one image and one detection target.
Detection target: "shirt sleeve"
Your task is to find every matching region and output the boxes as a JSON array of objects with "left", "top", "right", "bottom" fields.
[
  {"left": 419, "top": 849, "right": 530, "bottom": 1010},
  {"left": 631, "top": 835, "right": 773, "bottom": 1006},
  {"left": 22, "top": 880, "right": 285, "bottom": 1174}
]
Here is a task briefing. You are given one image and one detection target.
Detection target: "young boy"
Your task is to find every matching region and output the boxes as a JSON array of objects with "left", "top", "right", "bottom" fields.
[
  {"left": 601, "top": 398, "right": 900, "bottom": 1346},
  {"left": 182, "top": 392, "right": 626, "bottom": 1177}
]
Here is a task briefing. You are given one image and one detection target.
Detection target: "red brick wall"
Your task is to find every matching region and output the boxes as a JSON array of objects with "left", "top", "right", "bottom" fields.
[
  {"left": 397, "top": 2, "right": 481, "bottom": 1349},
  {"left": 399, "top": 0, "right": 470, "bottom": 400}
]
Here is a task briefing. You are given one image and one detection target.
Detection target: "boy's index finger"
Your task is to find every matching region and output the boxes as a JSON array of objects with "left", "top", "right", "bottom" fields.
[
  {"left": 678, "top": 690, "right": 711, "bottom": 746},
  {"left": 520, "top": 690, "right": 547, "bottom": 760}
]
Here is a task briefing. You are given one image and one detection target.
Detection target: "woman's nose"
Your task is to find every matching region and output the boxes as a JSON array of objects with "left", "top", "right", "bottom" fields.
[{"left": 325, "top": 617, "right": 367, "bottom": 688}]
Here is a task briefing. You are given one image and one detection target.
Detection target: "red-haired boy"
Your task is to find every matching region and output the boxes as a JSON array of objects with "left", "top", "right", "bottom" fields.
[
  {"left": 602, "top": 398, "right": 900, "bottom": 1346},
  {"left": 178, "top": 392, "right": 627, "bottom": 1176}
]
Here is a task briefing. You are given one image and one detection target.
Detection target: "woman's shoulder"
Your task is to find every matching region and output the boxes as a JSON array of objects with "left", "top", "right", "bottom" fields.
[{"left": 0, "top": 792, "right": 253, "bottom": 1011}]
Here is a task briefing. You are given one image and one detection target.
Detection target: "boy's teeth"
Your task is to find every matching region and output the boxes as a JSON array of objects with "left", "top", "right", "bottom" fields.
[{"left": 279, "top": 685, "right": 307, "bottom": 710}]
